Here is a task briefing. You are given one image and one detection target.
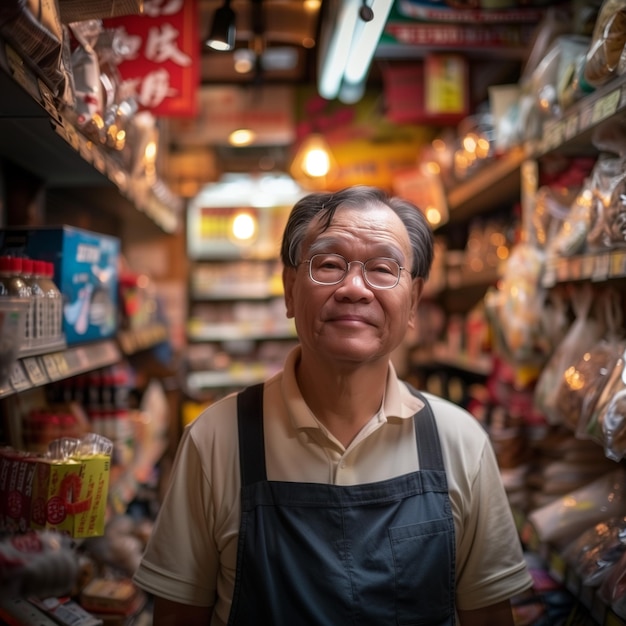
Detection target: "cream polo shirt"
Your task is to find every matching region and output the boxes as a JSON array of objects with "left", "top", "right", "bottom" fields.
[{"left": 133, "top": 346, "right": 532, "bottom": 625}]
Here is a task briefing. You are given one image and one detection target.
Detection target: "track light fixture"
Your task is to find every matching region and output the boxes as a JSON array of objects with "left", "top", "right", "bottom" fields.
[{"left": 206, "top": 0, "right": 236, "bottom": 52}]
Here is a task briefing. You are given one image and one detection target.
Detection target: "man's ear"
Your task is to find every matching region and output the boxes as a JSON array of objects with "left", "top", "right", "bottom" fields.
[
  {"left": 283, "top": 265, "right": 297, "bottom": 318},
  {"left": 407, "top": 277, "right": 424, "bottom": 330}
]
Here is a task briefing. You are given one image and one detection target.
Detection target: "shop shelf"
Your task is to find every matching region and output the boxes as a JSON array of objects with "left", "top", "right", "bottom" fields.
[{"left": 0, "top": 339, "right": 121, "bottom": 398}]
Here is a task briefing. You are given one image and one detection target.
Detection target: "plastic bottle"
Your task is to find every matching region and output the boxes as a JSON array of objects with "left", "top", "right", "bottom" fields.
[
  {"left": 0, "top": 256, "right": 34, "bottom": 349},
  {"left": 36, "top": 260, "right": 63, "bottom": 344},
  {"left": 22, "top": 258, "right": 46, "bottom": 349}
]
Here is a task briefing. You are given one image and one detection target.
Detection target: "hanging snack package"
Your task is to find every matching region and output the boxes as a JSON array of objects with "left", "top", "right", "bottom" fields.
[
  {"left": 555, "top": 289, "right": 625, "bottom": 434},
  {"left": 547, "top": 177, "right": 596, "bottom": 258},
  {"left": 586, "top": 153, "right": 626, "bottom": 251},
  {"left": 562, "top": 516, "right": 626, "bottom": 588},
  {"left": 534, "top": 283, "right": 605, "bottom": 424},
  {"left": 599, "top": 548, "right": 626, "bottom": 617},
  {"left": 31, "top": 434, "right": 113, "bottom": 538},
  {"left": 583, "top": 0, "right": 626, "bottom": 88},
  {"left": 596, "top": 347, "right": 626, "bottom": 461},
  {"left": 528, "top": 468, "right": 626, "bottom": 549}
]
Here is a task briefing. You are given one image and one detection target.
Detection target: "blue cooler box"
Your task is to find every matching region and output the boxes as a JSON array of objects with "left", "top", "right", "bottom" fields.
[{"left": 0, "top": 226, "right": 120, "bottom": 345}]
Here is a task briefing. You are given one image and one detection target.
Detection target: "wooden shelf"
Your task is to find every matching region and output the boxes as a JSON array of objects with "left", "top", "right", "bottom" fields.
[
  {"left": 0, "top": 339, "right": 121, "bottom": 398},
  {"left": 0, "top": 41, "right": 181, "bottom": 234},
  {"left": 446, "top": 146, "right": 526, "bottom": 223}
]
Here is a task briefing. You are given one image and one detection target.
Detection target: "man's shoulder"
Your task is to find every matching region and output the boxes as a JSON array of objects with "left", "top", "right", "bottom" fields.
[{"left": 418, "top": 391, "right": 490, "bottom": 445}]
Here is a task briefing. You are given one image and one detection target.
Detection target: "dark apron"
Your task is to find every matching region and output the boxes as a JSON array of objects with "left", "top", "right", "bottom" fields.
[{"left": 227, "top": 383, "right": 456, "bottom": 626}]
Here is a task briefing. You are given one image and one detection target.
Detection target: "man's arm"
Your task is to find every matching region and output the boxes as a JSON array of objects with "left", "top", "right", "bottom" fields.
[
  {"left": 152, "top": 596, "right": 214, "bottom": 626},
  {"left": 457, "top": 599, "right": 515, "bottom": 626}
]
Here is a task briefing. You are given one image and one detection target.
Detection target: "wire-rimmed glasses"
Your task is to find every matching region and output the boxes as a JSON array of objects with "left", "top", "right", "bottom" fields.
[{"left": 302, "top": 253, "right": 406, "bottom": 290}]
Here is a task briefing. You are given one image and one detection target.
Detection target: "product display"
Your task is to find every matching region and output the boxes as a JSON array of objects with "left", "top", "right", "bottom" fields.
[
  {"left": 2, "top": 1, "right": 626, "bottom": 624},
  {"left": 0, "top": 227, "right": 120, "bottom": 346}
]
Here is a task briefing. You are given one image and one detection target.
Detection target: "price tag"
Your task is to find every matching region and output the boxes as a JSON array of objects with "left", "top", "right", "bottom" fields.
[
  {"left": 569, "top": 256, "right": 583, "bottom": 280},
  {"left": 42, "top": 353, "right": 61, "bottom": 380},
  {"left": 54, "top": 352, "right": 70, "bottom": 377},
  {"left": 582, "top": 254, "right": 596, "bottom": 279},
  {"left": 9, "top": 361, "right": 31, "bottom": 392},
  {"left": 564, "top": 113, "right": 579, "bottom": 141},
  {"left": 609, "top": 250, "right": 626, "bottom": 278},
  {"left": 542, "top": 121, "right": 563, "bottom": 151},
  {"left": 22, "top": 357, "right": 48, "bottom": 386},
  {"left": 37, "top": 79, "right": 60, "bottom": 122},
  {"left": 591, "top": 88, "right": 621, "bottom": 125},
  {"left": 78, "top": 135, "right": 93, "bottom": 162},
  {"left": 92, "top": 148, "right": 106, "bottom": 174},
  {"left": 63, "top": 349, "right": 82, "bottom": 373},
  {"left": 592, "top": 253, "right": 610, "bottom": 281},
  {"left": 64, "top": 123, "right": 81, "bottom": 151}
]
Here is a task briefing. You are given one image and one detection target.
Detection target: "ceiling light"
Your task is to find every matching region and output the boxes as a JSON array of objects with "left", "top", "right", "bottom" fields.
[
  {"left": 229, "top": 129, "right": 256, "bottom": 146},
  {"left": 317, "top": 0, "right": 360, "bottom": 100},
  {"left": 318, "top": 0, "right": 393, "bottom": 102},
  {"left": 234, "top": 48, "right": 255, "bottom": 73},
  {"left": 290, "top": 133, "right": 337, "bottom": 187},
  {"left": 206, "top": 0, "right": 236, "bottom": 52},
  {"left": 344, "top": 0, "right": 393, "bottom": 85}
]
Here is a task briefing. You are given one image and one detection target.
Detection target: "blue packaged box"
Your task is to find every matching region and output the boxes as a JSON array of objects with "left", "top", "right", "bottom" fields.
[{"left": 0, "top": 226, "right": 120, "bottom": 345}]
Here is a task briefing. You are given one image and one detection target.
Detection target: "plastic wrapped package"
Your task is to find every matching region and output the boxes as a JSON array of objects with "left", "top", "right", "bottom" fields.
[
  {"left": 586, "top": 153, "right": 626, "bottom": 251},
  {"left": 528, "top": 38, "right": 567, "bottom": 119},
  {"left": 555, "top": 35, "right": 594, "bottom": 111},
  {"left": 595, "top": 346, "right": 626, "bottom": 461},
  {"left": 531, "top": 185, "right": 578, "bottom": 251},
  {"left": 94, "top": 27, "right": 138, "bottom": 152},
  {"left": 555, "top": 289, "right": 625, "bottom": 433},
  {"left": 483, "top": 242, "right": 547, "bottom": 365},
  {"left": 527, "top": 468, "right": 626, "bottom": 549},
  {"left": 69, "top": 19, "right": 107, "bottom": 144},
  {"left": 534, "top": 284, "right": 606, "bottom": 424},
  {"left": 547, "top": 177, "right": 596, "bottom": 258},
  {"left": 0, "top": 530, "right": 79, "bottom": 599},
  {"left": 583, "top": 0, "right": 626, "bottom": 88},
  {"left": 0, "top": 0, "right": 66, "bottom": 92},
  {"left": 562, "top": 517, "right": 626, "bottom": 587},
  {"left": 599, "top": 548, "right": 626, "bottom": 617}
]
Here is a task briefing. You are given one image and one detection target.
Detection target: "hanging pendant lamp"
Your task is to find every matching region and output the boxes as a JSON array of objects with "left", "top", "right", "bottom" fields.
[{"left": 206, "top": 0, "right": 236, "bottom": 51}]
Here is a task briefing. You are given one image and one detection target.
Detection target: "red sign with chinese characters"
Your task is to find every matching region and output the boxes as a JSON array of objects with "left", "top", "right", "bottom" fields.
[{"left": 104, "top": 0, "right": 199, "bottom": 117}]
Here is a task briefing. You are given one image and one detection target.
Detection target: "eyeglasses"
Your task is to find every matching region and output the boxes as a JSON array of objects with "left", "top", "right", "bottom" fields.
[{"left": 303, "top": 253, "right": 407, "bottom": 290}]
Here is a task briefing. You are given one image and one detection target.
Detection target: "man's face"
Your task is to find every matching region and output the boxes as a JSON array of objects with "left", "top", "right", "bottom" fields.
[{"left": 283, "top": 202, "right": 423, "bottom": 368}]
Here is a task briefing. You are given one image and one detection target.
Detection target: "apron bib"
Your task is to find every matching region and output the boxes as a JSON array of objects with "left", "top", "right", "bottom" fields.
[{"left": 228, "top": 383, "right": 456, "bottom": 626}]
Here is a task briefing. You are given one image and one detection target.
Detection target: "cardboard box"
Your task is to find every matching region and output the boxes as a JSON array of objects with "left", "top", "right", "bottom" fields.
[
  {"left": 30, "top": 454, "right": 111, "bottom": 538},
  {"left": 0, "top": 226, "right": 120, "bottom": 345},
  {"left": 0, "top": 449, "right": 36, "bottom": 533}
]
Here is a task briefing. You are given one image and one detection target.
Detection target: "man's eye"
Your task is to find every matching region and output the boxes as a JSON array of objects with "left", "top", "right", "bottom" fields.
[{"left": 369, "top": 261, "right": 395, "bottom": 274}]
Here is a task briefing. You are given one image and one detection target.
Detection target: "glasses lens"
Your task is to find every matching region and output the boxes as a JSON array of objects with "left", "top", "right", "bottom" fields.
[
  {"left": 364, "top": 258, "right": 400, "bottom": 289},
  {"left": 310, "top": 254, "right": 347, "bottom": 284}
]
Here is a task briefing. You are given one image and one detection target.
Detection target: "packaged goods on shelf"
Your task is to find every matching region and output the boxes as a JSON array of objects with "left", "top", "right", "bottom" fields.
[
  {"left": 0, "top": 226, "right": 120, "bottom": 346},
  {"left": 0, "top": 433, "right": 113, "bottom": 539},
  {"left": 0, "top": 297, "right": 29, "bottom": 385}
]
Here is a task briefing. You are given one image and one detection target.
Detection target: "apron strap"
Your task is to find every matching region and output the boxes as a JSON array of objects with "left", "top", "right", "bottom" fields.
[
  {"left": 236, "top": 381, "right": 446, "bottom": 484},
  {"left": 237, "top": 383, "right": 267, "bottom": 486},
  {"left": 405, "top": 383, "right": 446, "bottom": 472}
]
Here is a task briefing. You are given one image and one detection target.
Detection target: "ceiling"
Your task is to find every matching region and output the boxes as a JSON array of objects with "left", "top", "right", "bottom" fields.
[
  {"left": 198, "top": 0, "right": 322, "bottom": 86},
  {"left": 163, "top": 0, "right": 555, "bottom": 196}
]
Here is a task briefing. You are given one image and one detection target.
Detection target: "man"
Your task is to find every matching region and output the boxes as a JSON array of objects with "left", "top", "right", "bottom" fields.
[{"left": 133, "top": 185, "right": 532, "bottom": 625}]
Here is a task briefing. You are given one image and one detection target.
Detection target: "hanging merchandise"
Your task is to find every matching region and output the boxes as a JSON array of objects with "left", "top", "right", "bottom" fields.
[
  {"left": 552, "top": 289, "right": 624, "bottom": 436},
  {"left": 533, "top": 283, "right": 606, "bottom": 425},
  {"left": 583, "top": 0, "right": 626, "bottom": 88}
]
